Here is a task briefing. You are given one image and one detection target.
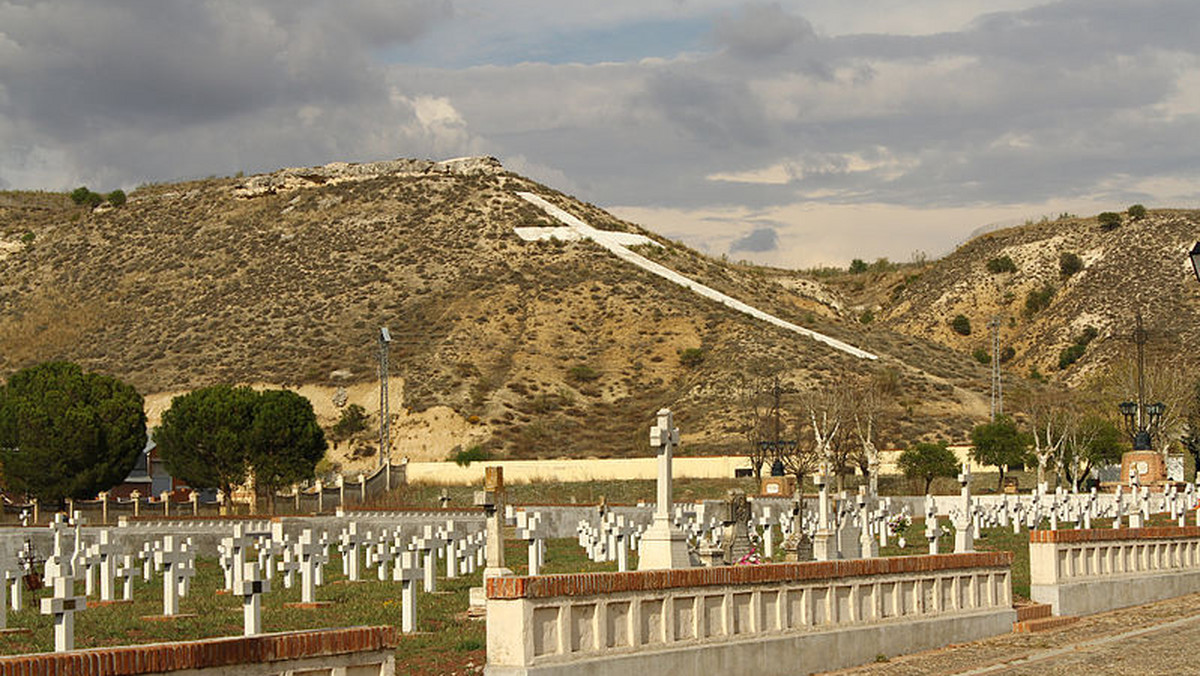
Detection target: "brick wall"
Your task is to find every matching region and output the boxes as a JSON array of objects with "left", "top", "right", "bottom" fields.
[
  {"left": 0, "top": 626, "right": 396, "bottom": 676},
  {"left": 488, "top": 552, "right": 1012, "bottom": 599},
  {"left": 1030, "top": 526, "right": 1200, "bottom": 543}
]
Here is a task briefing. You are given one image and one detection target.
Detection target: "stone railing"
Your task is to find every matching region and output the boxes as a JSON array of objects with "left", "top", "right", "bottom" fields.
[
  {"left": 1031, "top": 526, "right": 1200, "bottom": 615},
  {"left": 0, "top": 626, "right": 395, "bottom": 676},
  {"left": 485, "top": 553, "right": 1014, "bottom": 676}
]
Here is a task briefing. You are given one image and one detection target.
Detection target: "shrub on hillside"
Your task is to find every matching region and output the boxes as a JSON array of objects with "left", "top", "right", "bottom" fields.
[
  {"left": 107, "top": 189, "right": 126, "bottom": 207},
  {"left": 950, "top": 314, "right": 972, "bottom": 336},
  {"left": 849, "top": 258, "right": 869, "bottom": 274},
  {"left": 1059, "top": 252, "right": 1083, "bottom": 277},
  {"left": 972, "top": 348, "right": 991, "bottom": 364},
  {"left": 1024, "top": 283, "right": 1057, "bottom": 316},
  {"left": 452, "top": 445, "right": 490, "bottom": 467},
  {"left": 986, "top": 256, "right": 1017, "bottom": 274},
  {"left": 567, "top": 364, "right": 600, "bottom": 383},
  {"left": 331, "top": 403, "right": 369, "bottom": 440},
  {"left": 1098, "top": 212, "right": 1122, "bottom": 231},
  {"left": 1000, "top": 346, "right": 1016, "bottom": 363},
  {"left": 1127, "top": 204, "right": 1147, "bottom": 220},
  {"left": 678, "top": 347, "right": 705, "bottom": 367},
  {"left": 70, "top": 186, "right": 104, "bottom": 208}
]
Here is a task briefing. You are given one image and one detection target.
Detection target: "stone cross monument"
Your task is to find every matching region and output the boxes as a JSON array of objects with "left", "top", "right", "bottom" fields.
[
  {"left": 478, "top": 467, "right": 513, "bottom": 581},
  {"left": 637, "top": 409, "right": 691, "bottom": 570}
]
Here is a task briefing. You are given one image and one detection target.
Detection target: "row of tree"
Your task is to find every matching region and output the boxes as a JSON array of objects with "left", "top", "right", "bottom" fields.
[
  {"left": 740, "top": 350, "right": 1198, "bottom": 493},
  {"left": 156, "top": 385, "right": 327, "bottom": 511},
  {"left": 0, "top": 362, "right": 326, "bottom": 508}
]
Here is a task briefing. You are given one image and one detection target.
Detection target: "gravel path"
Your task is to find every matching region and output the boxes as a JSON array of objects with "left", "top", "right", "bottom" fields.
[{"left": 824, "top": 592, "right": 1200, "bottom": 675}]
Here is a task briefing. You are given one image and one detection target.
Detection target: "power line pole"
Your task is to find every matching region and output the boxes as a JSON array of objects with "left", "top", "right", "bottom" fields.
[
  {"left": 989, "top": 316, "right": 1003, "bottom": 421},
  {"left": 379, "top": 327, "right": 393, "bottom": 484}
]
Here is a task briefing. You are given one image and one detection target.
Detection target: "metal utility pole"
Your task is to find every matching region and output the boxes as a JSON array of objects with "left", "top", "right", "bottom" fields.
[
  {"left": 378, "top": 327, "right": 393, "bottom": 483},
  {"left": 988, "top": 316, "right": 1003, "bottom": 420}
]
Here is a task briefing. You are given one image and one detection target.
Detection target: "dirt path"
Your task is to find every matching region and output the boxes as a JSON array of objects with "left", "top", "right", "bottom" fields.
[{"left": 825, "top": 592, "right": 1200, "bottom": 675}]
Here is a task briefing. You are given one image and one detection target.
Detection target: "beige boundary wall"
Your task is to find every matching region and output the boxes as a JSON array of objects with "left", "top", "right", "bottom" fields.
[
  {"left": 484, "top": 553, "right": 1014, "bottom": 676},
  {"left": 0, "top": 626, "right": 396, "bottom": 676},
  {"left": 407, "top": 448, "right": 976, "bottom": 486},
  {"left": 1030, "top": 526, "right": 1200, "bottom": 616}
]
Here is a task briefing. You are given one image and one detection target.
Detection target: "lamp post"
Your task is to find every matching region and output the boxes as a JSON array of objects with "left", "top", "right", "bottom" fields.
[{"left": 1118, "top": 399, "right": 1164, "bottom": 450}]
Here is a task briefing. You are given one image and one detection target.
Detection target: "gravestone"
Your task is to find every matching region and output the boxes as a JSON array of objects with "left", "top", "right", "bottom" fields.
[
  {"left": 812, "top": 473, "right": 837, "bottom": 561},
  {"left": 40, "top": 575, "right": 85, "bottom": 652},
  {"left": 720, "top": 489, "right": 753, "bottom": 564},
  {"left": 238, "top": 562, "right": 270, "bottom": 636},
  {"left": 637, "top": 409, "right": 692, "bottom": 570}
]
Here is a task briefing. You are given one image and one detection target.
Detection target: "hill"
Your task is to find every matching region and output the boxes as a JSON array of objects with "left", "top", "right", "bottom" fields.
[
  {"left": 1, "top": 158, "right": 999, "bottom": 469},
  {"left": 867, "top": 210, "right": 1200, "bottom": 389}
]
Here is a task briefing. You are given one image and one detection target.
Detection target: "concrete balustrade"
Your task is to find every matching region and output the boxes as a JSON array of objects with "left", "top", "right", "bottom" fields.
[
  {"left": 485, "top": 553, "right": 1014, "bottom": 676},
  {"left": 1031, "top": 526, "right": 1200, "bottom": 616}
]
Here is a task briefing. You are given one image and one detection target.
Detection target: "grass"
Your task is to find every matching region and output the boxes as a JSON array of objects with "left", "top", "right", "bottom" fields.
[{"left": 0, "top": 538, "right": 621, "bottom": 676}]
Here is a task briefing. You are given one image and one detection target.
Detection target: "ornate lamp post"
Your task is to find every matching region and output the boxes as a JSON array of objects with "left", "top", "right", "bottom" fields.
[{"left": 1118, "top": 399, "right": 1164, "bottom": 451}]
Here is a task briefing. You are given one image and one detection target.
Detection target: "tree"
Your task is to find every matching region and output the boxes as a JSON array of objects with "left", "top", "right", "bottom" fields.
[
  {"left": 851, "top": 370, "right": 899, "bottom": 497},
  {"left": 1017, "top": 386, "right": 1070, "bottom": 488},
  {"left": 1098, "top": 212, "right": 1122, "bottom": 231},
  {"left": 107, "top": 189, "right": 126, "bottom": 207},
  {"left": 898, "top": 442, "right": 959, "bottom": 493},
  {"left": 950, "top": 314, "right": 972, "bottom": 336},
  {"left": 247, "top": 389, "right": 327, "bottom": 513},
  {"left": 1058, "top": 415, "right": 1122, "bottom": 490},
  {"left": 331, "top": 404, "right": 369, "bottom": 441},
  {"left": 0, "top": 362, "right": 145, "bottom": 504},
  {"left": 1059, "top": 252, "right": 1083, "bottom": 277},
  {"left": 1127, "top": 204, "right": 1147, "bottom": 220},
  {"left": 849, "top": 258, "right": 869, "bottom": 274},
  {"left": 970, "top": 415, "right": 1030, "bottom": 490},
  {"left": 986, "top": 256, "right": 1017, "bottom": 274},
  {"left": 156, "top": 385, "right": 259, "bottom": 511}
]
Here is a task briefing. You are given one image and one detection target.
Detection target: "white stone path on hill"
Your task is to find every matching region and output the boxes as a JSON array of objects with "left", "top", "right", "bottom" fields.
[{"left": 515, "top": 192, "right": 877, "bottom": 361}]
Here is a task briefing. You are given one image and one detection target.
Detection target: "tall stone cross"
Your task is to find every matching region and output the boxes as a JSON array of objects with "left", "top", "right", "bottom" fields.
[
  {"left": 651, "top": 409, "right": 680, "bottom": 522},
  {"left": 954, "top": 464, "right": 974, "bottom": 553},
  {"left": 476, "top": 467, "right": 512, "bottom": 580},
  {"left": 637, "top": 409, "right": 691, "bottom": 570}
]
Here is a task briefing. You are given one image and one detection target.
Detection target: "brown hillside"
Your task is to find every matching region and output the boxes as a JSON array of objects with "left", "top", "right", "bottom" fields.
[{"left": 0, "top": 158, "right": 993, "bottom": 464}]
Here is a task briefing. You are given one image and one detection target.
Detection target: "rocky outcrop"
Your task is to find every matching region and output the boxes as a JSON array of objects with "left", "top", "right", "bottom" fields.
[{"left": 233, "top": 156, "right": 504, "bottom": 198}]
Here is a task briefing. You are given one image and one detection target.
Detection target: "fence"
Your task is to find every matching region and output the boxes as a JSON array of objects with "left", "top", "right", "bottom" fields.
[
  {"left": 485, "top": 552, "right": 1014, "bottom": 676},
  {"left": 1030, "top": 526, "right": 1200, "bottom": 616},
  {"left": 2, "top": 461, "right": 407, "bottom": 525}
]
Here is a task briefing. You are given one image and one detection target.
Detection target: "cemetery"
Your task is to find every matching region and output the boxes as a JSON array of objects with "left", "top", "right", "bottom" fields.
[{"left": 0, "top": 404, "right": 1196, "bottom": 675}]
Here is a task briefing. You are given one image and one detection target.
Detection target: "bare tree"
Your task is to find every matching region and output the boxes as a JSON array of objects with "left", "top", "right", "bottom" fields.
[
  {"left": 799, "top": 380, "right": 852, "bottom": 490},
  {"left": 1016, "top": 385, "right": 1071, "bottom": 489},
  {"left": 850, "top": 369, "right": 900, "bottom": 498},
  {"left": 737, "top": 374, "right": 772, "bottom": 483}
]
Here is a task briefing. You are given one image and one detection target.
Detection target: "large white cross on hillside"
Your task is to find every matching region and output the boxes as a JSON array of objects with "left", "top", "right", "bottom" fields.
[{"left": 514, "top": 191, "right": 877, "bottom": 361}]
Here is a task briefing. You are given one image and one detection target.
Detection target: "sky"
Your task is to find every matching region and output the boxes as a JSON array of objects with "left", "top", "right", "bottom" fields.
[{"left": 2, "top": 0, "right": 1199, "bottom": 268}]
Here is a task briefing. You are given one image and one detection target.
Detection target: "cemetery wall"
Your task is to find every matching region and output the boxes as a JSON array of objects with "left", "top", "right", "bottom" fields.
[
  {"left": 405, "top": 448, "right": 976, "bottom": 485},
  {"left": 485, "top": 552, "right": 1015, "bottom": 676},
  {"left": 0, "top": 625, "right": 396, "bottom": 676},
  {"left": 1030, "top": 526, "right": 1200, "bottom": 616}
]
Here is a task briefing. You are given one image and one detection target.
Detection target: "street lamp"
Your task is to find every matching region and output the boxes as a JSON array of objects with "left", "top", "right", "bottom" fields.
[
  {"left": 1189, "top": 241, "right": 1200, "bottom": 283},
  {"left": 1119, "top": 399, "right": 1164, "bottom": 451}
]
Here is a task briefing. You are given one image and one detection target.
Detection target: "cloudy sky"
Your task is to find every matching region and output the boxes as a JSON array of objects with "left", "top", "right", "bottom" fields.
[{"left": 2, "top": 0, "right": 1198, "bottom": 267}]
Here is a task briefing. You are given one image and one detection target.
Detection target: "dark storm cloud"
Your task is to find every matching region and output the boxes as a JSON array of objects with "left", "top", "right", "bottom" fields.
[
  {"left": 729, "top": 226, "right": 780, "bottom": 252},
  {"left": 0, "top": 0, "right": 453, "bottom": 187}
]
